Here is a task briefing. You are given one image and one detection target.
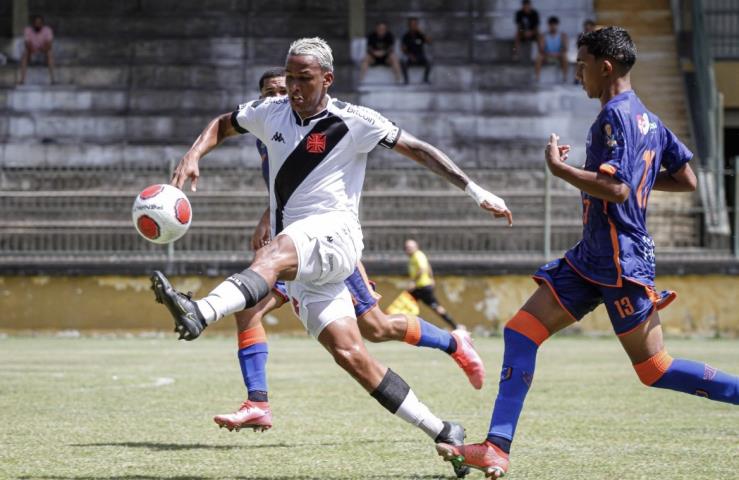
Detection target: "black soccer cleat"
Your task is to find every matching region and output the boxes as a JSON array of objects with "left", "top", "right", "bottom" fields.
[
  {"left": 150, "top": 270, "right": 207, "bottom": 341},
  {"left": 435, "top": 421, "right": 471, "bottom": 478}
]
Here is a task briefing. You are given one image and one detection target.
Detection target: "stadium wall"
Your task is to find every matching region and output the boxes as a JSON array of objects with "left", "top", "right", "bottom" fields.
[
  {"left": 715, "top": 62, "right": 739, "bottom": 108},
  {"left": 1, "top": 275, "right": 738, "bottom": 337}
]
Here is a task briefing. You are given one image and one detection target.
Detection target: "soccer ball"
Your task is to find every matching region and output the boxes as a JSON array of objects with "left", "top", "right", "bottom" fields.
[{"left": 131, "top": 184, "right": 192, "bottom": 244}]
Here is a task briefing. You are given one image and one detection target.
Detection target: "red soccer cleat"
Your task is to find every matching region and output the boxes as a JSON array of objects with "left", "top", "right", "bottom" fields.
[
  {"left": 213, "top": 400, "right": 272, "bottom": 432},
  {"left": 436, "top": 440, "right": 510, "bottom": 478},
  {"left": 450, "top": 329, "right": 486, "bottom": 389}
]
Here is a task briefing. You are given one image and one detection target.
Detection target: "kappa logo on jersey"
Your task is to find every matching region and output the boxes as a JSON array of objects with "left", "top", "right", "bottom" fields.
[
  {"left": 306, "top": 133, "right": 327, "bottom": 153},
  {"left": 637, "top": 113, "right": 657, "bottom": 135},
  {"left": 272, "top": 132, "right": 285, "bottom": 143}
]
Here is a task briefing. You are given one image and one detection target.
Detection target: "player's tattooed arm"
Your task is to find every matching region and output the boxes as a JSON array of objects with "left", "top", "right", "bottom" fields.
[
  {"left": 653, "top": 163, "right": 697, "bottom": 192},
  {"left": 545, "top": 133, "right": 630, "bottom": 203},
  {"left": 172, "top": 113, "right": 239, "bottom": 191},
  {"left": 393, "top": 130, "right": 513, "bottom": 224},
  {"left": 393, "top": 130, "right": 469, "bottom": 189}
]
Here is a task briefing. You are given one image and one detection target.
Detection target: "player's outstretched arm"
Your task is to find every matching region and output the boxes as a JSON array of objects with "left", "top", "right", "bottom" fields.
[
  {"left": 171, "top": 113, "right": 239, "bottom": 191},
  {"left": 392, "top": 130, "right": 513, "bottom": 225},
  {"left": 545, "top": 133, "right": 630, "bottom": 203},
  {"left": 652, "top": 163, "right": 697, "bottom": 192}
]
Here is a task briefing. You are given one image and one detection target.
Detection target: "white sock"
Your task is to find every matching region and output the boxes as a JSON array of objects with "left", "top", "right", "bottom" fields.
[
  {"left": 394, "top": 389, "right": 445, "bottom": 440},
  {"left": 195, "top": 281, "right": 247, "bottom": 325}
]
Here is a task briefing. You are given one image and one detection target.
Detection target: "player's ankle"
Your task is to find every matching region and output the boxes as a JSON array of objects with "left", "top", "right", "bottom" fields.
[{"left": 486, "top": 435, "right": 511, "bottom": 454}]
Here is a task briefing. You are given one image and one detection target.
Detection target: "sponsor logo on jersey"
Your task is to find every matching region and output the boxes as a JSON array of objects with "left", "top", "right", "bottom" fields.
[
  {"left": 271, "top": 132, "right": 285, "bottom": 143},
  {"left": 306, "top": 133, "right": 327, "bottom": 153},
  {"left": 637, "top": 112, "right": 657, "bottom": 135}
]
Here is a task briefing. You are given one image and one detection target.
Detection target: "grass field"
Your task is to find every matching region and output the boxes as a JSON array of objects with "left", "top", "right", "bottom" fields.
[{"left": 0, "top": 335, "right": 737, "bottom": 480}]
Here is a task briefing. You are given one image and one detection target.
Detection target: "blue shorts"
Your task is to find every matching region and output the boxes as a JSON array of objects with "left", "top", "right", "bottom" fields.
[
  {"left": 533, "top": 258, "right": 671, "bottom": 336},
  {"left": 271, "top": 266, "right": 378, "bottom": 318},
  {"left": 344, "top": 267, "right": 380, "bottom": 317}
]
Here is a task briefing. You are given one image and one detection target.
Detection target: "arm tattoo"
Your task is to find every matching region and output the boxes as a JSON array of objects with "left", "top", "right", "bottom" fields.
[{"left": 407, "top": 139, "right": 469, "bottom": 190}]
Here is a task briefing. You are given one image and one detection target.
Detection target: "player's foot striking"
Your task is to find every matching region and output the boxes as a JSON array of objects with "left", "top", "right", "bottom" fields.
[
  {"left": 213, "top": 400, "right": 272, "bottom": 432},
  {"left": 151, "top": 270, "right": 207, "bottom": 340},
  {"left": 435, "top": 421, "right": 471, "bottom": 478},
  {"left": 450, "top": 329, "right": 485, "bottom": 389},
  {"left": 436, "top": 440, "right": 508, "bottom": 478}
]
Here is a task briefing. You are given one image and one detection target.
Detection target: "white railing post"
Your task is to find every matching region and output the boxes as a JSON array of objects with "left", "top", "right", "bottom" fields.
[{"left": 544, "top": 164, "right": 552, "bottom": 260}]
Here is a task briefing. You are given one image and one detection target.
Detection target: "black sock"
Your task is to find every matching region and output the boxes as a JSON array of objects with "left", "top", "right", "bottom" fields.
[
  {"left": 247, "top": 390, "right": 268, "bottom": 403},
  {"left": 487, "top": 434, "right": 511, "bottom": 454},
  {"left": 445, "top": 337, "right": 458, "bottom": 355}
]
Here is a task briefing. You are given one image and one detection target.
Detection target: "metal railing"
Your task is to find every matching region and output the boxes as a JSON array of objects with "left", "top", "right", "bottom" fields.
[
  {"left": 673, "top": 0, "right": 732, "bottom": 241},
  {"left": 1, "top": 161, "right": 730, "bottom": 274},
  {"left": 705, "top": 0, "right": 739, "bottom": 59}
]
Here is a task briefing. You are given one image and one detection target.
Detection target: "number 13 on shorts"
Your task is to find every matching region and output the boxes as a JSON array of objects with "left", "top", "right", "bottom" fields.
[{"left": 614, "top": 296, "right": 635, "bottom": 318}]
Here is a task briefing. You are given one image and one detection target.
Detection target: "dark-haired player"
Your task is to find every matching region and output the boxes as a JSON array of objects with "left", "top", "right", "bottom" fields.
[{"left": 437, "top": 26, "right": 739, "bottom": 478}]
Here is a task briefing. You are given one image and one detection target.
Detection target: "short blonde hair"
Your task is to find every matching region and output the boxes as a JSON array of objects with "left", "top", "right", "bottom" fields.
[{"left": 287, "top": 37, "right": 334, "bottom": 72}]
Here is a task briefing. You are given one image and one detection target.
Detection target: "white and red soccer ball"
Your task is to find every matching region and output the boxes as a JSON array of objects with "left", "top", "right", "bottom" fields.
[{"left": 131, "top": 184, "right": 191, "bottom": 244}]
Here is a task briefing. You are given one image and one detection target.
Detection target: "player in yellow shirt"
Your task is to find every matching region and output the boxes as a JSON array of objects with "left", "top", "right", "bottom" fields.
[{"left": 404, "top": 239, "right": 457, "bottom": 329}]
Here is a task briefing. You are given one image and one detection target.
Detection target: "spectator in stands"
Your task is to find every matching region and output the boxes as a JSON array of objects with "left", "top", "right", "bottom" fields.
[
  {"left": 535, "top": 16, "right": 568, "bottom": 83},
  {"left": 582, "top": 19, "right": 596, "bottom": 38},
  {"left": 404, "top": 239, "right": 458, "bottom": 330},
  {"left": 18, "top": 14, "right": 55, "bottom": 85},
  {"left": 359, "top": 21, "right": 402, "bottom": 84},
  {"left": 401, "top": 17, "right": 432, "bottom": 84},
  {"left": 513, "top": 0, "right": 540, "bottom": 61}
]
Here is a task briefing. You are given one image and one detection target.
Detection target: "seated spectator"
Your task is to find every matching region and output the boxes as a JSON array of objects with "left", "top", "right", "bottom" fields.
[
  {"left": 359, "top": 22, "right": 402, "bottom": 83},
  {"left": 513, "top": 0, "right": 539, "bottom": 60},
  {"left": 535, "top": 16, "right": 568, "bottom": 83},
  {"left": 581, "top": 19, "right": 596, "bottom": 38},
  {"left": 19, "top": 14, "right": 55, "bottom": 85},
  {"left": 401, "top": 17, "right": 432, "bottom": 84}
]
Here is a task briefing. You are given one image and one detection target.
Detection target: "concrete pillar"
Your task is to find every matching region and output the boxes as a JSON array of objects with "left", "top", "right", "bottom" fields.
[
  {"left": 11, "top": 0, "right": 29, "bottom": 60},
  {"left": 348, "top": 0, "right": 365, "bottom": 63}
]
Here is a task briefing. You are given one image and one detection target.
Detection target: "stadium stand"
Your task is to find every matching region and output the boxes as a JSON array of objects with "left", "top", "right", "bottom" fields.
[{"left": 0, "top": 0, "right": 722, "bottom": 274}]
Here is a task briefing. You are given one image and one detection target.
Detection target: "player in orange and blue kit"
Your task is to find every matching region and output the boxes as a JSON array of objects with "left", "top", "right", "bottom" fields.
[{"left": 437, "top": 26, "right": 738, "bottom": 478}]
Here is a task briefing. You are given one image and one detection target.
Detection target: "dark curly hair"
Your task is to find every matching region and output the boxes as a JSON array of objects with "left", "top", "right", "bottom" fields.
[
  {"left": 577, "top": 26, "right": 637, "bottom": 72},
  {"left": 258, "top": 67, "right": 286, "bottom": 90}
]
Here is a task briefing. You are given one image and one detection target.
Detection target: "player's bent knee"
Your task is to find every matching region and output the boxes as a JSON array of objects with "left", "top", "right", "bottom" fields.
[
  {"left": 358, "top": 317, "right": 390, "bottom": 343},
  {"left": 633, "top": 350, "right": 673, "bottom": 386},
  {"left": 331, "top": 343, "right": 370, "bottom": 372},
  {"left": 505, "top": 310, "right": 550, "bottom": 346}
]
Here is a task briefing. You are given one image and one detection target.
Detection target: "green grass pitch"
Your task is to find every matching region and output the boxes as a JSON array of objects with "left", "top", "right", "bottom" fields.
[{"left": 1, "top": 335, "right": 737, "bottom": 479}]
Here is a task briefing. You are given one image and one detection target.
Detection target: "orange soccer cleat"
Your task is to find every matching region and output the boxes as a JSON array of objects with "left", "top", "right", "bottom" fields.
[
  {"left": 436, "top": 440, "right": 510, "bottom": 478},
  {"left": 213, "top": 400, "right": 272, "bottom": 432},
  {"left": 450, "top": 329, "right": 486, "bottom": 389}
]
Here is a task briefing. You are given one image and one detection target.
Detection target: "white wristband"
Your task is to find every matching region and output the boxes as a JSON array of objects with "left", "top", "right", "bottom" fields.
[{"left": 465, "top": 181, "right": 507, "bottom": 210}]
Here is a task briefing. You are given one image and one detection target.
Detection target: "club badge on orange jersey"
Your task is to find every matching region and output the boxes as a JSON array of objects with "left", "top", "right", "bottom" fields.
[{"left": 603, "top": 123, "right": 618, "bottom": 148}]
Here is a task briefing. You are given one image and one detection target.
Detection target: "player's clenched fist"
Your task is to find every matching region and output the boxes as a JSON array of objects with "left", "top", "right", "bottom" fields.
[{"left": 465, "top": 181, "right": 513, "bottom": 226}]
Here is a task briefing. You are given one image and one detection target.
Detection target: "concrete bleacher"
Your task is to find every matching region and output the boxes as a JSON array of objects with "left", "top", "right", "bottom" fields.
[{"left": 0, "top": 0, "right": 704, "bottom": 272}]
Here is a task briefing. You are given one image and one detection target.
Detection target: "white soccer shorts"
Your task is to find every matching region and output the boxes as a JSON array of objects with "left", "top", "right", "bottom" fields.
[{"left": 278, "top": 212, "right": 363, "bottom": 337}]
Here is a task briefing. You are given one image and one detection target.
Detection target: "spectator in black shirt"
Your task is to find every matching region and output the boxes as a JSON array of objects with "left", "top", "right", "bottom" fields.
[
  {"left": 401, "top": 17, "right": 432, "bottom": 84},
  {"left": 359, "top": 22, "right": 402, "bottom": 83},
  {"left": 513, "top": 0, "right": 540, "bottom": 60}
]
